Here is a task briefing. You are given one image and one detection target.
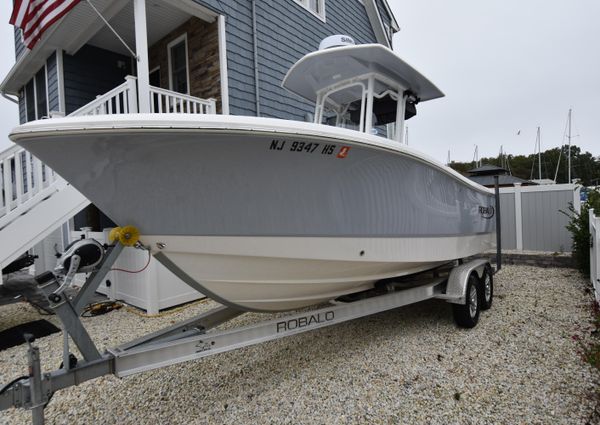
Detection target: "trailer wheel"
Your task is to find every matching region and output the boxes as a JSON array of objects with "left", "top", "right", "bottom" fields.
[
  {"left": 453, "top": 274, "right": 480, "bottom": 328},
  {"left": 480, "top": 266, "right": 493, "bottom": 310}
]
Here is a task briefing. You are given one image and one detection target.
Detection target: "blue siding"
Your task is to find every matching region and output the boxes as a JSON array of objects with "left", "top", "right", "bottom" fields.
[
  {"left": 11, "top": 1, "right": 380, "bottom": 121},
  {"left": 14, "top": 28, "right": 26, "bottom": 61},
  {"left": 63, "top": 45, "right": 132, "bottom": 114},
  {"left": 196, "top": 0, "right": 377, "bottom": 119},
  {"left": 256, "top": 0, "right": 377, "bottom": 120},
  {"left": 197, "top": 0, "right": 256, "bottom": 116},
  {"left": 46, "top": 52, "right": 59, "bottom": 113}
]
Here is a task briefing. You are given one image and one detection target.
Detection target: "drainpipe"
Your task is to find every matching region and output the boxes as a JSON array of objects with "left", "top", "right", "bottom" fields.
[
  {"left": 251, "top": 0, "right": 261, "bottom": 116},
  {"left": 2, "top": 92, "right": 19, "bottom": 104}
]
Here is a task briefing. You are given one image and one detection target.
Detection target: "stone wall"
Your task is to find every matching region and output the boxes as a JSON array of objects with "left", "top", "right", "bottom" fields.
[
  {"left": 468, "top": 252, "right": 575, "bottom": 269},
  {"left": 148, "top": 17, "right": 221, "bottom": 113}
]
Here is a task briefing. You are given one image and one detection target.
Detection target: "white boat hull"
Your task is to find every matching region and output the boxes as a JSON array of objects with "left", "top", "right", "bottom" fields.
[
  {"left": 11, "top": 115, "right": 496, "bottom": 311},
  {"left": 145, "top": 234, "right": 494, "bottom": 311}
]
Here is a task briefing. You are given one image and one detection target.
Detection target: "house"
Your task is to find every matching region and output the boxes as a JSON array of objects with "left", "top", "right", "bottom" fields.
[
  {"left": 0, "top": 0, "right": 398, "bottom": 309},
  {"left": 466, "top": 164, "right": 536, "bottom": 188},
  {"left": 2, "top": 0, "right": 398, "bottom": 123}
]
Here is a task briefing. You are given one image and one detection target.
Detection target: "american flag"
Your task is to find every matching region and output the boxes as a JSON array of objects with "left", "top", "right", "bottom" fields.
[{"left": 10, "top": 0, "right": 81, "bottom": 49}]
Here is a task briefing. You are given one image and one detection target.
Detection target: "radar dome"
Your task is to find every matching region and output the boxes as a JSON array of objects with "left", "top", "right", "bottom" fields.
[{"left": 319, "top": 35, "right": 355, "bottom": 50}]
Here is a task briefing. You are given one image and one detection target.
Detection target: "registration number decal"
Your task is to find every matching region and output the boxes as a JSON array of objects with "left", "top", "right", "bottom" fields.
[{"left": 269, "top": 139, "right": 350, "bottom": 158}]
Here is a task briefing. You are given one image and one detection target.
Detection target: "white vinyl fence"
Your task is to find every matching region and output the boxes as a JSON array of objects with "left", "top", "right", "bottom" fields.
[
  {"left": 499, "top": 183, "right": 580, "bottom": 252},
  {"left": 590, "top": 209, "right": 600, "bottom": 301}
]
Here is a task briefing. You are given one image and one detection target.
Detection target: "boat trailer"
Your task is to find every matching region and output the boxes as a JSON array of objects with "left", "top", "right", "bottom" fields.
[
  {"left": 0, "top": 230, "right": 495, "bottom": 424},
  {"left": 1, "top": 175, "right": 502, "bottom": 424}
]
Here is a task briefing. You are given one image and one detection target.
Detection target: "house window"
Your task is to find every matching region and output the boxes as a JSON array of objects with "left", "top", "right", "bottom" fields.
[
  {"left": 294, "top": 0, "right": 326, "bottom": 21},
  {"left": 23, "top": 66, "right": 48, "bottom": 122},
  {"left": 25, "top": 80, "right": 35, "bottom": 122},
  {"left": 168, "top": 34, "right": 189, "bottom": 95},
  {"left": 35, "top": 68, "right": 48, "bottom": 119}
]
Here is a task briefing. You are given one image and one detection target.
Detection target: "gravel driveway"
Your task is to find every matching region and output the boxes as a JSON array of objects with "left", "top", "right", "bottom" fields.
[{"left": 0, "top": 264, "right": 598, "bottom": 424}]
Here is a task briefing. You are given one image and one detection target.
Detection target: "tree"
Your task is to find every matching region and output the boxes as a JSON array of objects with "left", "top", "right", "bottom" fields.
[{"left": 448, "top": 144, "right": 600, "bottom": 186}]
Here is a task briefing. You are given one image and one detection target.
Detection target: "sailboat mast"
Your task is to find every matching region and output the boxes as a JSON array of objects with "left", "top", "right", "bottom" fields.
[
  {"left": 537, "top": 127, "right": 542, "bottom": 180},
  {"left": 567, "top": 109, "right": 572, "bottom": 183},
  {"left": 473, "top": 145, "right": 479, "bottom": 167}
]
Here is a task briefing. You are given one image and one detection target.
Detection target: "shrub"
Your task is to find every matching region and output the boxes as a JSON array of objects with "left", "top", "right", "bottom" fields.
[
  {"left": 564, "top": 188, "right": 600, "bottom": 276},
  {"left": 579, "top": 302, "right": 600, "bottom": 371}
]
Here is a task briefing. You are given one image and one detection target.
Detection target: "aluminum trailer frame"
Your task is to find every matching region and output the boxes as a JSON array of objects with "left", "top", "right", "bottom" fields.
[{"left": 0, "top": 240, "right": 492, "bottom": 424}]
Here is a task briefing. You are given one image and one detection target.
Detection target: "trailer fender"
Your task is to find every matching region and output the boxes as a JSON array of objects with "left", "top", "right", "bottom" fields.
[{"left": 440, "top": 259, "right": 490, "bottom": 305}]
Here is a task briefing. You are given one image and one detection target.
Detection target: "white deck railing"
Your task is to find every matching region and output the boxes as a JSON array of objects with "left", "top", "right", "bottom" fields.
[
  {"left": 149, "top": 85, "right": 216, "bottom": 114},
  {"left": 0, "top": 144, "right": 60, "bottom": 230},
  {"left": 590, "top": 208, "right": 600, "bottom": 301},
  {"left": 70, "top": 76, "right": 216, "bottom": 117},
  {"left": 70, "top": 76, "right": 138, "bottom": 116}
]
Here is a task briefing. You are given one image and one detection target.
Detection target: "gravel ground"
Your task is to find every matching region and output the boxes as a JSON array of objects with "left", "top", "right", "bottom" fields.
[{"left": 0, "top": 265, "right": 598, "bottom": 424}]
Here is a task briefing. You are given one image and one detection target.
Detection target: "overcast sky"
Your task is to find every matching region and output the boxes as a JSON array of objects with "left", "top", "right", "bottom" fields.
[
  {"left": 0, "top": 1, "right": 599, "bottom": 164},
  {"left": 0, "top": 4, "right": 17, "bottom": 152},
  {"left": 389, "top": 0, "right": 600, "bottom": 163}
]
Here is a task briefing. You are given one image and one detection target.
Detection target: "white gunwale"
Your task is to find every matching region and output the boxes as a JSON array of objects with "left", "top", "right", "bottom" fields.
[{"left": 10, "top": 114, "right": 494, "bottom": 196}]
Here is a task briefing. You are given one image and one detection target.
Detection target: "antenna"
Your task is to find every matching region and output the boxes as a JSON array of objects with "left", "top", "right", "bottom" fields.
[
  {"left": 447, "top": 150, "right": 451, "bottom": 166},
  {"left": 473, "top": 145, "right": 479, "bottom": 168}
]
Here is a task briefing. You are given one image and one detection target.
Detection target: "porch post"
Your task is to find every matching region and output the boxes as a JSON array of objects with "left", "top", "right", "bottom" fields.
[
  {"left": 513, "top": 183, "right": 523, "bottom": 251},
  {"left": 218, "top": 15, "right": 230, "bottom": 115},
  {"left": 133, "top": 0, "right": 150, "bottom": 113}
]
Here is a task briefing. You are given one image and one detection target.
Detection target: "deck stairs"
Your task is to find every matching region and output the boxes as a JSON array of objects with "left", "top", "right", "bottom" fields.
[{"left": 0, "top": 144, "right": 89, "bottom": 283}]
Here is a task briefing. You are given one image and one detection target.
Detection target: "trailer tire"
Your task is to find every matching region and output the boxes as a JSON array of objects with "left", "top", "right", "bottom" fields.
[
  {"left": 480, "top": 266, "right": 493, "bottom": 310},
  {"left": 452, "top": 273, "right": 480, "bottom": 328}
]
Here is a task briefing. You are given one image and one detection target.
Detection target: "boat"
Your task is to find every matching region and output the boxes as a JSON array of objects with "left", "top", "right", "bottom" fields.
[{"left": 9, "top": 38, "right": 496, "bottom": 312}]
